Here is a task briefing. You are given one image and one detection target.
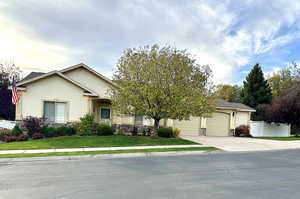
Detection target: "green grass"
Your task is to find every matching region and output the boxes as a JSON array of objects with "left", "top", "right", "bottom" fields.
[
  {"left": 254, "top": 136, "right": 300, "bottom": 141},
  {"left": 0, "top": 135, "right": 197, "bottom": 150},
  {"left": 0, "top": 147, "right": 217, "bottom": 158}
]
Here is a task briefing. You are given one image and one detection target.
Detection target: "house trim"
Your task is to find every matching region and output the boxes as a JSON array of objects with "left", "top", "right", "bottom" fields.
[
  {"left": 16, "top": 71, "right": 98, "bottom": 97},
  {"left": 216, "top": 106, "right": 256, "bottom": 112}
]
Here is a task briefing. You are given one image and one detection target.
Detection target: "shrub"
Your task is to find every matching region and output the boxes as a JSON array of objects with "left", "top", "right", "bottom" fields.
[
  {"left": 172, "top": 128, "right": 181, "bottom": 138},
  {"left": 235, "top": 125, "right": 251, "bottom": 137},
  {"left": 77, "top": 114, "right": 95, "bottom": 135},
  {"left": 65, "top": 122, "right": 78, "bottom": 135},
  {"left": 95, "top": 124, "right": 114, "bottom": 136},
  {"left": 158, "top": 128, "right": 174, "bottom": 138},
  {"left": 41, "top": 127, "right": 58, "bottom": 138},
  {"left": 0, "top": 129, "right": 12, "bottom": 141},
  {"left": 4, "top": 136, "right": 17, "bottom": 142},
  {"left": 32, "top": 133, "right": 45, "bottom": 140},
  {"left": 16, "top": 134, "right": 29, "bottom": 142},
  {"left": 56, "top": 126, "right": 76, "bottom": 136},
  {"left": 22, "top": 116, "right": 46, "bottom": 136},
  {"left": 11, "top": 125, "right": 23, "bottom": 136}
]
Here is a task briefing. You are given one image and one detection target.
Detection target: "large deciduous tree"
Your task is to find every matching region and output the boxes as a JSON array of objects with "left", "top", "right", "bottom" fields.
[
  {"left": 267, "top": 62, "right": 300, "bottom": 97},
  {"left": 0, "top": 61, "right": 22, "bottom": 120},
  {"left": 241, "top": 63, "right": 272, "bottom": 120},
  {"left": 215, "top": 84, "right": 241, "bottom": 102},
  {"left": 111, "top": 45, "right": 215, "bottom": 135}
]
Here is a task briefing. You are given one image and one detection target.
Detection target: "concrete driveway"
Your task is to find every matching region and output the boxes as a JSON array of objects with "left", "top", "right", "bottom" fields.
[{"left": 182, "top": 136, "right": 300, "bottom": 152}]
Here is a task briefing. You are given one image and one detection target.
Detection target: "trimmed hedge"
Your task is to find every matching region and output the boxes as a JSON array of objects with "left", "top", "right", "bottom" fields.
[
  {"left": 32, "top": 133, "right": 45, "bottom": 140},
  {"left": 56, "top": 126, "right": 76, "bottom": 136},
  {"left": 95, "top": 124, "right": 114, "bottom": 136},
  {"left": 157, "top": 127, "right": 181, "bottom": 138},
  {"left": 4, "top": 136, "right": 17, "bottom": 142},
  {"left": 41, "top": 127, "right": 58, "bottom": 138},
  {"left": 158, "top": 128, "right": 174, "bottom": 138},
  {"left": 16, "top": 134, "right": 29, "bottom": 142}
]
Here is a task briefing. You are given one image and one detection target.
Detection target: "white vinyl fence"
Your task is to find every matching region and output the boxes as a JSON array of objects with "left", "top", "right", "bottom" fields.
[
  {"left": 250, "top": 121, "right": 291, "bottom": 137},
  {"left": 0, "top": 120, "right": 16, "bottom": 130}
]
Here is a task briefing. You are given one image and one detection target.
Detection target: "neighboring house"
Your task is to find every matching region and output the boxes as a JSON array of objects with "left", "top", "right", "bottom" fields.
[{"left": 14, "top": 63, "right": 255, "bottom": 136}]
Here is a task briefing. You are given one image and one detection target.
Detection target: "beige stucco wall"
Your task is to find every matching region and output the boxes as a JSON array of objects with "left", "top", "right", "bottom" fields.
[
  {"left": 113, "top": 114, "right": 135, "bottom": 125},
  {"left": 19, "top": 74, "right": 89, "bottom": 122},
  {"left": 63, "top": 67, "right": 113, "bottom": 98},
  {"left": 235, "top": 111, "right": 251, "bottom": 127}
]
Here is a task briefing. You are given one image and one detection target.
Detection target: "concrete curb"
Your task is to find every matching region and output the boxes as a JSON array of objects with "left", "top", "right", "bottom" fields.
[
  {"left": 0, "top": 150, "right": 220, "bottom": 163},
  {"left": 0, "top": 144, "right": 207, "bottom": 155}
]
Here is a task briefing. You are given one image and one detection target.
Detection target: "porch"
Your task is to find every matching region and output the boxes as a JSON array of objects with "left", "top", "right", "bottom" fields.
[{"left": 90, "top": 98, "right": 113, "bottom": 124}]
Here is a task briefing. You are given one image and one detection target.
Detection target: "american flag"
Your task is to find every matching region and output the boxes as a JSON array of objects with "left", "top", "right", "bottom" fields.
[{"left": 12, "top": 78, "right": 20, "bottom": 105}]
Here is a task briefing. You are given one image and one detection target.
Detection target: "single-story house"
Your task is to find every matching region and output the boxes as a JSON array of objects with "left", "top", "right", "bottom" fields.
[{"left": 14, "top": 63, "right": 255, "bottom": 136}]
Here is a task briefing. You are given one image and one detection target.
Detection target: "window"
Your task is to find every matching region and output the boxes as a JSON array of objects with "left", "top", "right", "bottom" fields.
[
  {"left": 44, "top": 101, "right": 66, "bottom": 123},
  {"left": 134, "top": 115, "right": 143, "bottom": 125},
  {"left": 100, "top": 108, "right": 111, "bottom": 119}
]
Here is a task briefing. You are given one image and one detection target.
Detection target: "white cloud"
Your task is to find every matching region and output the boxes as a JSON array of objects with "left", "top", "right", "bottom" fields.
[
  {"left": 1, "top": 0, "right": 300, "bottom": 83},
  {"left": 0, "top": 12, "right": 84, "bottom": 75},
  {"left": 264, "top": 67, "right": 282, "bottom": 79}
]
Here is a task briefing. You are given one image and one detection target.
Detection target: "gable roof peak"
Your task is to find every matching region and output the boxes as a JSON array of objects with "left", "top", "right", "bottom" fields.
[
  {"left": 16, "top": 70, "right": 98, "bottom": 96},
  {"left": 60, "top": 63, "right": 119, "bottom": 88}
]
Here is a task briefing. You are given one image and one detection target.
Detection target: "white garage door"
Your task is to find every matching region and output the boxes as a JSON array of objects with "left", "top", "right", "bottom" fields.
[
  {"left": 173, "top": 117, "right": 201, "bottom": 136},
  {"left": 206, "top": 112, "right": 230, "bottom": 136}
]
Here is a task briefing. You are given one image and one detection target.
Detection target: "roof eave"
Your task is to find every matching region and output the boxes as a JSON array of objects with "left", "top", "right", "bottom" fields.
[
  {"left": 84, "top": 93, "right": 98, "bottom": 97},
  {"left": 16, "top": 71, "right": 99, "bottom": 97},
  {"left": 217, "top": 106, "right": 256, "bottom": 112},
  {"left": 7, "top": 86, "right": 26, "bottom": 91}
]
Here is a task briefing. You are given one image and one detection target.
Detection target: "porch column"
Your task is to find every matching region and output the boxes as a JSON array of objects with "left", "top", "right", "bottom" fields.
[{"left": 86, "top": 97, "right": 93, "bottom": 114}]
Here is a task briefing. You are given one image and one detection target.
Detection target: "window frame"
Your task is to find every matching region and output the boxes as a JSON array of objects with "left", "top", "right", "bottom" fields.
[
  {"left": 100, "top": 107, "right": 111, "bottom": 120},
  {"left": 43, "top": 101, "right": 67, "bottom": 123}
]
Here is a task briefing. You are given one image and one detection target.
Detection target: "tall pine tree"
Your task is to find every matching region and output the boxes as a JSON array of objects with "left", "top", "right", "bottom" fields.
[{"left": 241, "top": 63, "right": 272, "bottom": 120}]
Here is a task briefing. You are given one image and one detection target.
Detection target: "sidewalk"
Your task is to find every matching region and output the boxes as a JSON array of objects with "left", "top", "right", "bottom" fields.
[{"left": 0, "top": 144, "right": 207, "bottom": 155}]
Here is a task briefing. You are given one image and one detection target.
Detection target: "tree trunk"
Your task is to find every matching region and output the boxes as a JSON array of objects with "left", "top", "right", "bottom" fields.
[{"left": 153, "top": 118, "right": 160, "bottom": 136}]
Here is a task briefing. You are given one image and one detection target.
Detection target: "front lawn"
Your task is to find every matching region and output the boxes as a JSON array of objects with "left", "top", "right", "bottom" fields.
[
  {"left": 0, "top": 135, "right": 197, "bottom": 150},
  {"left": 0, "top": 147, "right": 217, "bottom": 158},
  {"left": 255, "top": 136, "right": 300, "bottom": 141}
]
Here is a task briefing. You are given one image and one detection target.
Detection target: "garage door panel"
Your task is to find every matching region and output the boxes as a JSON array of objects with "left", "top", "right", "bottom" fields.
[
  {"left": 206, "top": 112, "right": 229, "bottom": 136},
  {"left": 174, "top": 117, "right": 200, "bottom": 136}
]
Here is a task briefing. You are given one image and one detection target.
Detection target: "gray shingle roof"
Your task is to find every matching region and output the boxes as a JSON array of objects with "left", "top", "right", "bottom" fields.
[
  {"left": 19, "top": 72, "right": 45, "bottom": 83},
  {"left": 216, "top": 99, "right": 255, "bottom": 111}
]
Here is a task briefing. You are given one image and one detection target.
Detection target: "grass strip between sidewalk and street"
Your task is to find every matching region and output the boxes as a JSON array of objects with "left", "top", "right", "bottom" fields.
[{"left": 0, "top": 147, "right": 218, "bottom": 158}]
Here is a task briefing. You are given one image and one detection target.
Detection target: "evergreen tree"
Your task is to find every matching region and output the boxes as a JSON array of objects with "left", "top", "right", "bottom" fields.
[
  {"left": 0, "top": 62, "right": 21, "bottom": 120},
  {"left": 241, "top": 63, "right": 272, "bottom": 120}
]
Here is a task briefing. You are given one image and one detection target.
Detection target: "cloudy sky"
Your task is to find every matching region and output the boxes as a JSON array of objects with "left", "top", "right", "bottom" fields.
[{"left": 1, "top": 0, "right": 300, "bottom": 84}]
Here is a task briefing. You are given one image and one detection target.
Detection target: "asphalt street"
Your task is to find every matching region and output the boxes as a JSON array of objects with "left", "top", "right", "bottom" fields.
[{"left": 1, "top": 150, "right": 300, "bottom": 199}]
